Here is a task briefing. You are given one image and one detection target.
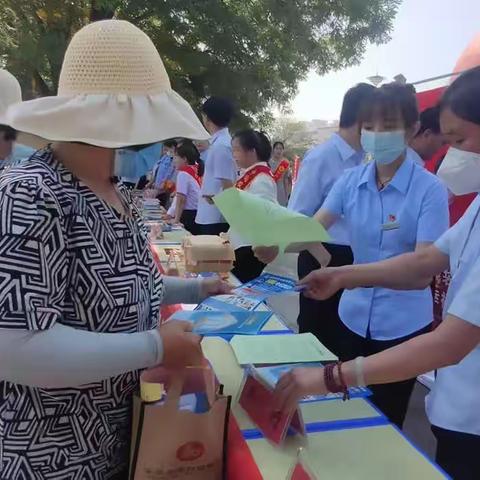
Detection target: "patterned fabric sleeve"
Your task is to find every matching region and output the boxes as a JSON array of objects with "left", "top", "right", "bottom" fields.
[{"left": 0, "top": 178, "right": 68, "bottom": 330}]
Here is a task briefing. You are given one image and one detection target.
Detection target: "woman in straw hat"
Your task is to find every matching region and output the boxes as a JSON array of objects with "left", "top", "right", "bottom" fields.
[
  {"left": 0, "top": 20, "right": 229, "bottom": 479},
  {"left": 0, "top": 69, "right": 35, "bottom": 171}
]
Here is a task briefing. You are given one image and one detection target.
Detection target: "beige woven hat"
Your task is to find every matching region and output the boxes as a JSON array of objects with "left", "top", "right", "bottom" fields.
[{"left": 4, "top": 20, "right": 209, "bottom": 147}]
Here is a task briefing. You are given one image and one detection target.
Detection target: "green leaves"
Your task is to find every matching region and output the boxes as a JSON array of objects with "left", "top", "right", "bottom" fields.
[{"left": 0, "top": 0, "right": 399, "bottom": 125}]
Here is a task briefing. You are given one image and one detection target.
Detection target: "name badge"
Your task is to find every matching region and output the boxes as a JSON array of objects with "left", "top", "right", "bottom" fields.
[
  {"left": 382, "top": 214, "right": 400, "bottom": 231},
  {"left": 382, "top": 222, "right": 400, "bottom": 231}
]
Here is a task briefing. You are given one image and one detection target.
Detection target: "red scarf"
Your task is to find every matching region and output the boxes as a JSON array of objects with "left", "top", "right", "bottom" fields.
[
  {"left": 271, "top": 158, "right": 290, "bottom": 182},
  {"left": 235, "top": 164, "right": 274, "bottom": 190},
  {"left": 179, "top": 165, "right": 202, "bottom": 186}
]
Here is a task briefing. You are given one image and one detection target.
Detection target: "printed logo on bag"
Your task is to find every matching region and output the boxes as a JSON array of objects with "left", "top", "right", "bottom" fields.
[{"left": 176, "top": 441, "right": 205, "bottom": 462}]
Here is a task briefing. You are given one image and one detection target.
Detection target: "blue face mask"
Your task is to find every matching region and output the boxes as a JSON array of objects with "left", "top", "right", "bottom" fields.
[
  {"left": 114, "top": 143, "right": 162, "bottom": 178},
  {"left": 361, "top": 129, "right": 406, "bottom": 165}
]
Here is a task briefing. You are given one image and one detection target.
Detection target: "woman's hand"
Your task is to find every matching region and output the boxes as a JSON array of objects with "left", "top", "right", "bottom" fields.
[
  {"left": 200, "top": 277, "right": 233, "bottom": 299},
  {"left": 298, "top": 267, "right": 344, "bottom": 300},
  {"left": 253, "top": 246, "right": 280, "bottom": 264},
  {"left": 274, "top": 367, "right": 327, "bottom": 412},
  {"left": 159, "top": 321, "right": 202, "bottom": 368}
]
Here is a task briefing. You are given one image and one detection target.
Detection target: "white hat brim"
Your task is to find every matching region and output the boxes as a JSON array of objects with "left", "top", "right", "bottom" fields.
[{"left": 5, "top": 90, "right": 209, "bottom": 148}]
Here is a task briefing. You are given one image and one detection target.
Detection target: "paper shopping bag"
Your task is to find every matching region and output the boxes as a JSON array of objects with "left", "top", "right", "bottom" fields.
[{"left": 130, "top": 365, "right": 231, "bottom": 480}]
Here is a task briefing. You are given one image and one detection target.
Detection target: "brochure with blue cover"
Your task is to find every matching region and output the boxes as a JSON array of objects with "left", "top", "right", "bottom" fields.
[
  {"left": 171, "top": 310, "right": 272, "bottom": 335},
  {"left": 252, "top": 363, "right": 372, "bottom": 402},
  {"left": 233, "top": 273, "right": 302, "bottom": 301}
]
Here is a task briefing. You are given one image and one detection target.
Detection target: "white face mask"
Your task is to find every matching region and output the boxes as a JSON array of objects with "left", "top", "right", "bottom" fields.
[{"left": 437, "top": 147, "right": 480, "bottom": 195}]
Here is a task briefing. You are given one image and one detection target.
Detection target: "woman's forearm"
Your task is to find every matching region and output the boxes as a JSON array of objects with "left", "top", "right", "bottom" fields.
[
  {"left": 337, "top": 246, "right": 448, "bottom": 291},
  {"left": 174, "top": 194, "right": 186, "bottom": 223},
  {"left": 162, "top": 276, "right": 203, "bottom": 305},
  {"left": 0, "top": 323, "right": 162, "bottom": 388},
  {"left": 341, "top": 316, "right": 480, "bottom": 388}
]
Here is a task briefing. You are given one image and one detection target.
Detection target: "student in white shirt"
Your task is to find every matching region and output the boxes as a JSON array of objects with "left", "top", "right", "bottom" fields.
[
  {"left": 196, "top": 97, "right": 237, "bottom": 235},
  {"left": 230, "top": 130, "right": 277, "bottom": 282},
  {"left": 168, "top": 141, "right": 202, "bottom": 235},
  {"left": 274, "top": 67, "right": 480, "bottom": 480}
]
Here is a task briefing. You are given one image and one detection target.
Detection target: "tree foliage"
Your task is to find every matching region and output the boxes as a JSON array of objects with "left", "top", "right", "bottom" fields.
[{"left": 0, "top": 0, "right": 399, "bottom": 125}]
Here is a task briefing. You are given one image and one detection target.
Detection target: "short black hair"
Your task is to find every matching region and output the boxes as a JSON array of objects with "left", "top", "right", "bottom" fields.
[
  {"left": 201, "top": 97, "right": 234, "bottom": 128},
  {"left": 273, "top": 141, "right": 285, "bottom": 149},
  {"left": 339, "top": 83, "right": 376, "bottom": 128},
  {"left": 416, "top": 106, "right": 441, "bottom": 136},
  {"left": 163, "top": 139, "right": 177, "bottom": 148},
  {"left": 439, "top": 66, "right": 480, "bottom": 126},
  {"left": 0, "top": 125, "right": 17, "bottom": 141},
  {"left": 233, "top": 129, "right": 272, "bottom": 162},
  {"left": 359, "top": 82, "right": 419, "bottom": 129},
  {"left": 175, "top": 140, "right": 204, "bottom": 176}
]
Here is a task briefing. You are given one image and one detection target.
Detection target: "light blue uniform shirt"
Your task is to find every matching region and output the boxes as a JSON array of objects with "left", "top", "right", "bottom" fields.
[
  {"left": 196, "top": 128, "right": 236, "bottom": 225},
  {"left": 426, "top": 195, "right": 480, "bottom": 435},
  {"left": 288, "top": 134, "right": 364, "bottom": 245},
  {"left": 323, "top": 149, "right": 449, "bottom": 340},
  {"left": 154, "top": 154, "right": 176, "bottom": 187},
  {"left": 0, "top": 143, "right": 35, "bottom": 172}
]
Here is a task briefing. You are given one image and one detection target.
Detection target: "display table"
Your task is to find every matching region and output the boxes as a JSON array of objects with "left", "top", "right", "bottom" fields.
[{"left": 150, "top": 232, "right": 448, "bottom": 479}]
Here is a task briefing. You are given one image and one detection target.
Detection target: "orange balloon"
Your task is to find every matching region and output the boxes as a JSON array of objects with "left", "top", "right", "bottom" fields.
[{"left": 453, "top": 32, "right": 480, "bottom": 74}]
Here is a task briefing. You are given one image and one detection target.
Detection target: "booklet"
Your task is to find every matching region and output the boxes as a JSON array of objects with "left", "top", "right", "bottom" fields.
[
  {"left": 195, "top": 294, "right": 264, "bottom": 313},
  {"left": 171, "top": 310, "right": 272, "bottom": 335},
  {"left": 253, "top": 364, "right": 371, "bottom": 402},
  {"left": 233, "top": 273, "right": 303, "bottom": 301},
  {"left": 230, "top": 333, "right": 338, "bottom": 366}
]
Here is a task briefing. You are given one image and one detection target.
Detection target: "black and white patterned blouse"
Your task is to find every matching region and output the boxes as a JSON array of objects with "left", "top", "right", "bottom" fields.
[{"left": 0, "top": 148, "right": 164, "bottom": 478}]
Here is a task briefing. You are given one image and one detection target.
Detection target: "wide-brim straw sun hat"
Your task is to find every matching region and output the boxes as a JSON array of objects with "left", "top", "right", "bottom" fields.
[
  {"left": 0, "top": 68, "right": 47, "bottom": 149},
  {"left": 3, "top": 20, "right": 209, "bottom": 148}
]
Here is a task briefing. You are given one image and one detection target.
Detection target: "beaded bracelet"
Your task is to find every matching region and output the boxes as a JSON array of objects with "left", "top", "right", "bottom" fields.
[{"left": 324, "top": 362, "right": 349, "bottom": 401}]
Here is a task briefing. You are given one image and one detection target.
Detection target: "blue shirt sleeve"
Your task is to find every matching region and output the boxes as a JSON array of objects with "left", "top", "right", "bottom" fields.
[
  {"left": 417, "top": 181, "right": 450, "bottom": 244},
  {"left": 448, "top": 256, "right": 480, "bottom": 327},
  {"left": 321, "top": 173, "right": 348, "bottom": 217},
  {"left": 288, "top": 150, "right": 326, "bottom": 216},
  {"left": 211, "top": 145, "right": 235, "bottom": 181}
]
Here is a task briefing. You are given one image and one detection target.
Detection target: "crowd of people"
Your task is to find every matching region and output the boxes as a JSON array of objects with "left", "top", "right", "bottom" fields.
[{"left": 0, "top": 17, "right": 479, "bottom": 480}]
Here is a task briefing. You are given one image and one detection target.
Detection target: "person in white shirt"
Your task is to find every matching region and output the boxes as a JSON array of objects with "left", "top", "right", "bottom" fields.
[
  {"left": 274, "top": 67, "right": 480, "bottom": 480},
  {"left": 196, "top": 97, "right": 237, "bottom": 235},
  {"left": 167, "top": 141, "right": 202, "bottom": 234},
  {"left": 230, "top": 129, "right": 277, "bottom": 282}
]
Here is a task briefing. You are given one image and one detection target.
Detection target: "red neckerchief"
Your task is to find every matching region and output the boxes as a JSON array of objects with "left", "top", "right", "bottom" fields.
[
  {"left": 235, "top": 164, "right": 274, "bottom": 190},
  {"left": 271, "top": 158, "right": 290, "bottom": 182},
  {"left": 179, "top": 165, "right": 202, "bottom": 186}
]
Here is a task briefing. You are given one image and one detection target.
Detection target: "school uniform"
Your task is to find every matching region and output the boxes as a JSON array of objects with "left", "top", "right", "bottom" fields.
[
  {"left": 196, "top": 128, "right": 237, "bottom": 235},
  {"left": 230, "top": 162, "right": 277, "bottom": 283},
  {"left": 322, "top": 149, "right": 449, "bottom": 426},
  {"left": 288, "top": 133, "right": 362, "bottom": 355},
  {"left": 172, "top": 166, "right": 201, "bottom": 235},
  {"left": 428, "top": 195, "right": 480, "bottom": 479}
]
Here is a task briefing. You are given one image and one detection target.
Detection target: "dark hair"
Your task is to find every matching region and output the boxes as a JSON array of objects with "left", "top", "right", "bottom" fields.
[
  {"left": 439, "top": 66, "right": 480, "bottom": 125},
  {"left": 176, "top": 140, "right": 204, "bottom": 177},
  {"left": 359, "top": 82, "right": 419, "bottom": 129},
  {"left": 0, "top": 125, "right": 17, "bottom": 142},
  {"left": 273, "top": 141, "right": 285, "bottom": 149},
  {"left": 339, "top": 83, "right": 376, "bottom": 128},
  {"left": 163, "top": 139, "right": 177, "bottom": 148},
  {"left": 233, "top": 129, "right": 272, "bottom": 162},
  {"left": 416, "top": 106, "right": 441, "bottom": 136},
  {"left": 201, "top": 97, "right": 234, "bottom": 128}
]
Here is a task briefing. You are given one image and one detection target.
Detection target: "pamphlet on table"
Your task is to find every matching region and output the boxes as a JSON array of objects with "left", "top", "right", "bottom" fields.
[{"left": 230, "top": 333, "right": 338, "bottom": 365}]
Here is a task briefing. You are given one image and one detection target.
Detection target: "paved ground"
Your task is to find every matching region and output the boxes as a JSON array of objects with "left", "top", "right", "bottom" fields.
[{"left": 265, "top": 253, "right": 437, "bottom": 460}]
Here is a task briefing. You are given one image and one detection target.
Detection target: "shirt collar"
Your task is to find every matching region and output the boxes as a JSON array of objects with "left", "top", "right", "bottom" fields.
[
  {"left": 244, "top": 161, "right": 268, "bottom": 173},
  {"left": 358, "top": 149, "right": 415, "bottom": 194},
  {"left": 209, "top": 127, "right": 230, "bottom": 145},
  {"left": 331, "top": 132, "right": 358, "bottom": 162}
]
